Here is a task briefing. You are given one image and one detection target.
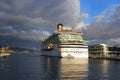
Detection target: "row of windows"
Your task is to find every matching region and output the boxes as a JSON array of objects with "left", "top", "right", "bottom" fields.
[
  {"left": 59, "top": 34, "right": 82, "bottom": 40},
  {"left": 62, "top": 51, "right": 88, "bottom": 53},
  {"left": 89, "top": 48, "right": 105, "bottom": 51},
  {"left": 61, "top": 48, "right": 87, "bottom": 51}
]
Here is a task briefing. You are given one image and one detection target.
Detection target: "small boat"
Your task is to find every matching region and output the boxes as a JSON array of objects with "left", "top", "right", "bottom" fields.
[{"left": 0, "top": 46, "right": 10, "bottom": 58}]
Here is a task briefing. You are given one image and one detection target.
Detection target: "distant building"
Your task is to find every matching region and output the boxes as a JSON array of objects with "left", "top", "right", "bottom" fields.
[
  {"left": 88, "top": 44, "right": 120, "bottom": 58},
  {"left": 109, "top": 46, "right": 120, "bottom": 57},
  {"left": 88, "top": 44, "right": 109, "bottom": 58}
]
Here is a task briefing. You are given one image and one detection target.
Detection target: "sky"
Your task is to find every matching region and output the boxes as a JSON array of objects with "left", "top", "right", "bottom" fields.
[
  {"left": 80, "top": 0, "right": 120, "bottom": 45},
  {"left": 0, "top": 0, "right": 120, "bottom": 49}
]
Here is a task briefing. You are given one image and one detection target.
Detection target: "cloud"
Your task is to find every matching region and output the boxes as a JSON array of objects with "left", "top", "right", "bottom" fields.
[
  {"left": 74, "top": 21, "right": 87, "bottom": 31},
  {"left": 80, "top": 13, "right": 89, "bottom": 20},
  {"left": 73, "top": 13, "right": 89, "bottom": 32},
  {"left": 106, "top": 38, "right": 120, "bottom": 46},
  {"left": 0, "top": 0, "right": 80, "bottom": 48},
  {"left": 83, "top": 4, "right": 120, "bottom": 45}
]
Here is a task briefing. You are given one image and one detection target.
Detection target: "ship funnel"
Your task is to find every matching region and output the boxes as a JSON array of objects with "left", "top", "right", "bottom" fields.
[{"left": 57, "top": 24, "right": 63, "bottom": 32}]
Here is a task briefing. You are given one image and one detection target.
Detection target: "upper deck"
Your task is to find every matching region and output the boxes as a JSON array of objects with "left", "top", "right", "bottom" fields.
[{"left": 41, "top": 24, "right": 85, "bottom": 46}]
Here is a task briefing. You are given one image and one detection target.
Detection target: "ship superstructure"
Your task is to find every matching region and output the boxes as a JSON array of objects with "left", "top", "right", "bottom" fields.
[{"left": 41, "top": 24, "right": 88, "bottom": 58}]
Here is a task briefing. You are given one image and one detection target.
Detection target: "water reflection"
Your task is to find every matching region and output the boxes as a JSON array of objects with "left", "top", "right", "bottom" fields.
[
  {"left": 44, "top": 57, "right": 89, "bottom": 80},
  {"left": 88, "top": 59, "right": 120, "bottom": 80},
  {"left": 0, "top": 53, "right": 120, "bottom": 80}
]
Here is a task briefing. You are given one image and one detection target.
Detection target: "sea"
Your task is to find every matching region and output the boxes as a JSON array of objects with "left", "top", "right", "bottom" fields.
[{"left": 0, "top": 52, "right": 120, "bottom": 80}]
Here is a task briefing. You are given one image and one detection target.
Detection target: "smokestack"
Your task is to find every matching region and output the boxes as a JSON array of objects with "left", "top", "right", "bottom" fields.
[{"left": 57, "top": 24, "right": 63, "bottom": 32}]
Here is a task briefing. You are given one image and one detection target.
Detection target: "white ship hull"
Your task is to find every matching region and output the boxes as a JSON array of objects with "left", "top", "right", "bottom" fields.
[{"left": 41, "top": 44, "right": 88, "bottom": 58}]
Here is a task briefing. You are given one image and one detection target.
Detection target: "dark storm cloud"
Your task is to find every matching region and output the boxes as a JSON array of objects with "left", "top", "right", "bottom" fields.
[
  {"left": 0, "top": 0, "right": 80, "bottom": 44},
  {"left": 83, "top": 4, "right": 120, "bottom": 45}
]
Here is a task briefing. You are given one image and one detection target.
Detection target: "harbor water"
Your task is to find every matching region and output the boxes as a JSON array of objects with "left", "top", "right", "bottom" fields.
[{"left": 0, "top": 53, "right": 120, "bottom": 80}]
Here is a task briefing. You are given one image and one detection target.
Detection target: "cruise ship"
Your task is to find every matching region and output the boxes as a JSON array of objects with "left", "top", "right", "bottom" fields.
[{"left": 41, "top": 24, "right": 88, "bottom": 58}]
